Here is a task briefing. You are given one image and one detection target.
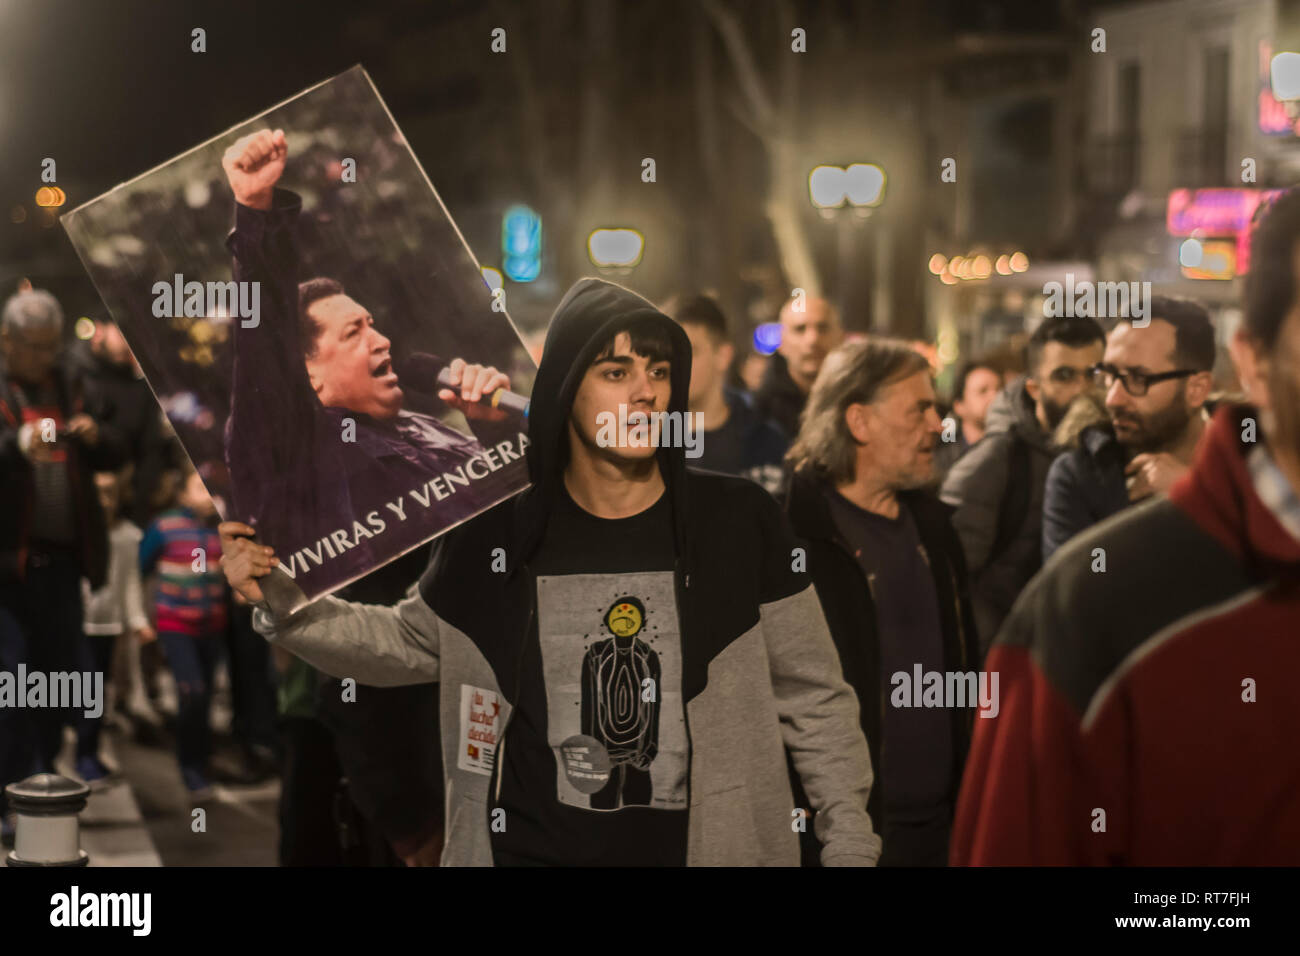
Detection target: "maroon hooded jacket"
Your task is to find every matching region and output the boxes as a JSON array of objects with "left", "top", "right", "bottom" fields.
[{"left": 952, "top": 404, "right": 1300, "bottom": 865}]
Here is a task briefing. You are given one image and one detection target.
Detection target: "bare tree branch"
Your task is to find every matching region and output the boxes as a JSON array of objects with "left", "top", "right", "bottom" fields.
[
  {"left": 722, "top": 92, "right": 764, "bottom": 140},
  {"left": 700, "top": 0, "right": 776, "bottom": 133}
]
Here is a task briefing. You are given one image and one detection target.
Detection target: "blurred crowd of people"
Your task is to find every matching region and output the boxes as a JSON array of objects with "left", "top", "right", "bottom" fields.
[
  {"left": 5, "top": 184, "right": 1300, "bottom": 866},
  {"left": 0, "top": 288, "right": 437, "bottom": 865}
]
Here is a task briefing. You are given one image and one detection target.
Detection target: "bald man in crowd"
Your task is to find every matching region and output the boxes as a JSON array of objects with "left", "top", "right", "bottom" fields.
[{"left": 755, "top": 296, "right": 844, "bottom": 438}]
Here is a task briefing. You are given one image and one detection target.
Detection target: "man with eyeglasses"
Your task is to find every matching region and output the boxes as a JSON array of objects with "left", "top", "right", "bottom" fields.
[
  {"left": 1041, "top": 298, "right": 1215, "bottom": 559},
  {"left": 941, "top": 315, "right": 1104, "bottom": 655},
  {"left": 1, "top": 287, "right": 124, "bottom": 834}
]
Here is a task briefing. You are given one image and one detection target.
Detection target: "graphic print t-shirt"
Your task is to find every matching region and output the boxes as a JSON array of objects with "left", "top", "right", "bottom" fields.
[{"left": 490, "top": 486, "right": 690, "bottom": 866}]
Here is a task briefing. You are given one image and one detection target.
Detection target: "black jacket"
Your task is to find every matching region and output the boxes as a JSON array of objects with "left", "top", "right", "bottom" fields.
[
  {"left": 1041, "top": 424, "right": 1129, "bottom": 561},
  {"left": 692, "top": 388, "right": 789, "bottom": 494},
  {"left": 0, "top": 362, "right": 124, "bottom": 590},
  {"left": 782, "top": 471, "right": 980, "bottom": 833},
  {"left": 754, "top": 353, "right": 807, "bottom": 439},
  {"left": 316, "top": 543, "right": 443, "bottom": 857}
]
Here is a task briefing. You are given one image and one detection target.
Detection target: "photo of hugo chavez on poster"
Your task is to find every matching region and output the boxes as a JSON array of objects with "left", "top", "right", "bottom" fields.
[{"left": 62, "top": 67, "right": 534, "bottom": 612}]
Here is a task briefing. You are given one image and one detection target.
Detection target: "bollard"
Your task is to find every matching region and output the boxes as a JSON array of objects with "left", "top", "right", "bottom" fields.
[{"left": 5, "top": 773, "right": 90, "bottom": 867}]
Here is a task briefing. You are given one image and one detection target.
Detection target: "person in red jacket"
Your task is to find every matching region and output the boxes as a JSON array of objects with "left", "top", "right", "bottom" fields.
[{"left": 951, "top": 187, "right": 1300, "bottom": 865}]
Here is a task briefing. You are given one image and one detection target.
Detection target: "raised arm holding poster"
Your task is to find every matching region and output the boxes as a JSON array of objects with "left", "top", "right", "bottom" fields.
[{"left": 61, "top": 67, "right": 533, "bottom": 612}]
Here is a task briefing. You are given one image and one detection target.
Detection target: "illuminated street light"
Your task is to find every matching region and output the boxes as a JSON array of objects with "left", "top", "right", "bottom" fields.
[
  {"left": 1179, "top": 238, "right": 1204, "bottom": 268},
  {"left": 1009, "top": 251, "right": 1029, "bottom": 272},
  {"left": 995, "top": 254, "right": 1012, "bottom": 275},
  {"left": 35, "top": 187, "right": 66, "bottom": 207},
  {"left": 972, "top": 255, "right": 992, "bottom": 279},
  {"left": 809, "top": 163, "right": 886, "bottom": 209},
  {"left": 1273, "top": 52, "right": 1300, "bottom": 101},
  {"left": 588, "top": 228, "right": 644, "bottom": 268},
  {"left": 844, "top": 163, "right": 886, "bottom": 207},
  {"left": 502, "top": 204, "right": 541, "bottom": 282},
  {"left": 928, "top": 253, "right": 947, "bottom": 275},
  {"left": 809, "top": 165, "right": 847, "bottom": 208}
]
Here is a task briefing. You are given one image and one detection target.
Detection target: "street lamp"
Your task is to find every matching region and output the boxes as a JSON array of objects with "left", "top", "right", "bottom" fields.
[
  {"left": 844, "top": 164, "right": 886, "bottom": 207},
  {"left": 809, "top": 162, "right": 887, "bottom": 331},
  {"left": 502, "top": 205, "right": 541, "bottom": 282},
  {"left": 587, "top": 228, "right": 644, "bottom": 272},
  {"left": 808, "top": 163, "right": 886, "bottom": 215},
  {"left": 1272, "top": 51, "right": 1300, "bottom": 101}
]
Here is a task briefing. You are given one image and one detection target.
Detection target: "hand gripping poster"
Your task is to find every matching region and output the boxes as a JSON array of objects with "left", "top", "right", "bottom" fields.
[{"left": 62, "top": 66, "right": 534, "bottom": 613}]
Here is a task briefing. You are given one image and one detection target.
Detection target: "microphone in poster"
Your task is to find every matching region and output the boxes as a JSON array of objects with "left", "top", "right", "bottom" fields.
[{"left": 396, "top": 351, "right": 530, "bottom": 418}]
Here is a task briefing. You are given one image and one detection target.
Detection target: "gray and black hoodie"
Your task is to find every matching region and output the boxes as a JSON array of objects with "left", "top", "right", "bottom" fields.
[{"left": 253, "top": 277, "right": 881, "bottom": 866}]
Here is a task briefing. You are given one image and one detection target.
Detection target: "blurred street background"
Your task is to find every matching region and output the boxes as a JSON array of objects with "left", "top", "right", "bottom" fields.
[{"left": 4, "top": 0, "right": 1300, "bottom": 868}]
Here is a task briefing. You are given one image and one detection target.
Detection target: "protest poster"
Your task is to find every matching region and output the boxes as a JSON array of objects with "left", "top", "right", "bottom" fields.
[{"left": 62, "top": 66, "right": 534, "bottom": 613}]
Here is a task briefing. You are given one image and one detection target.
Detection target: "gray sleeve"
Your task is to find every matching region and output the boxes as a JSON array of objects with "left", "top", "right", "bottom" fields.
[
  {"left": 940, "top": 435, "right": 1011, "bottom": 575},
  {"left": 761, "top": 584, "right": 882, "bottom": 866},
  {"left": 251, "top": 586, "right": 440, "bottom": 687}
]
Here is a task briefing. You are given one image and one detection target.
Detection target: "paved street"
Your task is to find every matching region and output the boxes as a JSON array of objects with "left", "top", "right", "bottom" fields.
[{"left": 36, "top": 717, "right": 281, "bottom": 868}]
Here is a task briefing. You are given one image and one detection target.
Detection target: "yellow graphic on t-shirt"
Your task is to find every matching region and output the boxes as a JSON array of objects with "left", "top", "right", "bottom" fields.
[{"left": 605, "top": 599, "right": 644, "bottom": 638}]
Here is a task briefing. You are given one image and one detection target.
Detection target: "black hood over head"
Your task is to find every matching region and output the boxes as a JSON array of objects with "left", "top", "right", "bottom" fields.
[{"left": 513, "top": 277, "right": 694, "bottom": 572}]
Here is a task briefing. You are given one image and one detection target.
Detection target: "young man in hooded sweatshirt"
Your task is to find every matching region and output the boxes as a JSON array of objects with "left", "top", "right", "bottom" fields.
[{"left": 222, "top": 277, "right": 881, "bottom": 867}]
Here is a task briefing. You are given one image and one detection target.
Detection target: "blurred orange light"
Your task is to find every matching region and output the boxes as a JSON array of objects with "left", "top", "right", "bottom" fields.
[
  {"left": 35, "top": 186, "right": 66, "bottom": 207},
  {"left": 973, "top": 255, "right": 992, "bottom": 278},
  {"left": 995, "top": 254, "right": 1012, "bottom": 275},
  {"left": 928, "top": 253, "right": 947, "bottom": 275},
  {"left": 1009, "top": 251, "right": 1029, "bottom": 272}
]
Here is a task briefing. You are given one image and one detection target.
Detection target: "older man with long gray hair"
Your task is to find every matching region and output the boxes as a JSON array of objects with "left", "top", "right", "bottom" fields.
[{"left": 782, "top": 339, "right": 979, "bottom": 867}]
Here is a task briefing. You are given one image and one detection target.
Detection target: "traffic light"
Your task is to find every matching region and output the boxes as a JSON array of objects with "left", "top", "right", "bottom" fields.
[{"left": 502, "top": 204, "right": 541, "bottom": 282}]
